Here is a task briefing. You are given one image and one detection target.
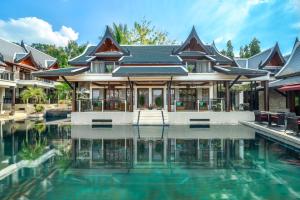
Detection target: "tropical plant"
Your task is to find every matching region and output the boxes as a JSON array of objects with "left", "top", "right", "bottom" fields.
[
  {"left": 21, "top": 87, "right": 46, "bottom": 104},
  {"left": 34, "top": 104, "right": 45, "bottom": 113},
  {"left": 55, "top": 83, "right": 72, "bottom": 100}
]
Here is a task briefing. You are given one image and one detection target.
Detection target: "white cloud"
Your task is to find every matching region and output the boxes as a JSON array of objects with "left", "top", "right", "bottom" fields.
[
  {"left": 187, "top": 0, "right": 269, "bottom": 43},
  {"left": 0, "top": 17, "right": 78, "bottom": 46}
]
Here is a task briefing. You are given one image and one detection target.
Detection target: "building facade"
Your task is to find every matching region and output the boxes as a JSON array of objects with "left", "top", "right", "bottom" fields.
[
  {"left": 0, "top": 38, "right": 57, "bottom": 114},
  {"left": 34, "top": 26, "right": 270, "bottom": 125}
]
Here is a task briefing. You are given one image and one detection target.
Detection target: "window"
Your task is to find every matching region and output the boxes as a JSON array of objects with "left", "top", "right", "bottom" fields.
[{"left": 90, "top": 62, "right": 117, "bottom": 73}]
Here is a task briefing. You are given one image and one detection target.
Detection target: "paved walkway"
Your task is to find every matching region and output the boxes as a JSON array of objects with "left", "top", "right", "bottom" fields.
[{"left": 240, "top": 121, "right": 300, "bottom": 149}]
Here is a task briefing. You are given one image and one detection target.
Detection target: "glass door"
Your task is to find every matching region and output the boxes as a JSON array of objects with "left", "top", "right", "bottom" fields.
[
  {"left": 152, "top": 88, "right": 164, "bottom": 109},
  {"left": 137, "top": 88, "right": 149, "bottom": 109}
]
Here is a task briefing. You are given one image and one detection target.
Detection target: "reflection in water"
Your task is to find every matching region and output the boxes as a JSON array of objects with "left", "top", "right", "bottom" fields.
[{"left": 0, "top": 122, "right": 300, "bottom": 200}]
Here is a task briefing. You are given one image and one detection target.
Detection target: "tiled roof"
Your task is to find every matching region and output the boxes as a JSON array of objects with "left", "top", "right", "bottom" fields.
[
  {"left": 25, "top": 45, "right": 57, "bottom": 69},
  {"left": 0, "top": 38, "right": 26, "bottom": 63},
  {"left": 112, "top": 66, "right": 188, "bottom": 77},
  {"left": 276, "top": 41, "right": 300, "bottom": 78},
  {"left": 120, "top": 45, "right": 182, "bottom": 64}
]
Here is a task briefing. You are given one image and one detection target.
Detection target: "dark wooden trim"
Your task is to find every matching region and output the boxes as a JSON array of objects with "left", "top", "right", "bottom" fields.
[
  {"left": 229, "top": 75, "right": 241, "bottom": 89},
  {"left": 61, "top": 76, "right": 74, "bottom": 90}
]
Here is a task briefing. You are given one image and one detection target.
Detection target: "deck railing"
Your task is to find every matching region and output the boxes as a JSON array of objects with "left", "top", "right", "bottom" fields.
[
  {"left": 77, "top": 98, "right": 130, "bottom": 112},
  {"left": 174, "top": 98, "right": 225, "bottom": 112}
]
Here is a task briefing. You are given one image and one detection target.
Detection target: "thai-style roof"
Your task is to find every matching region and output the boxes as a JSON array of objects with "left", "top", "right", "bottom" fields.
[
  {"left": 212, "top": 66, "right": 268, "bottom": 78},
  {"left": 234, "top": 43, "right": 285, "bottom": 74},
  {"left": 276, "top": 40, "right": 300, "bottom": 78},
  {"left": 269, "top": 76, "right": 300, "bottom": 88},
  {"left": 0, "top": 38, "right": 58, "bottom": 69},
  {"left": 174, "top": 26, "right": 209, "bottom": 54},
  {"left": 112, "top": 66, "right": 188, "bottom": 77},
  {"left": 90, "top": 26, "right": 129, "bottom": 56},
  {"left": 24, "top": 44, "right": 57, "bottom": 69},
  {"left": 32, "top": 67, "right": 89, "bottom": 79}
]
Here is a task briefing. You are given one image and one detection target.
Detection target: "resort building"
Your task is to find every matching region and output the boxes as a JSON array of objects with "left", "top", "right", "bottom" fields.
[
  {"left": 270, "top": 38, "right": 300, "bottom": 115},
  {"left": 33, "top": 26, "right": 270, "bottom": 125},
  {"left": 235, "top": 43, "right": 287, "bottom": 112},
  {"left": 0, "top": 38, "right": 57, "bottom": 114}
]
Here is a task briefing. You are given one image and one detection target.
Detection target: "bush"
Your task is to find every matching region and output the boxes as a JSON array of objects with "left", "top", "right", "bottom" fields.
[{"left": 35, "top": 104, "right": 45, "bottom": 113}]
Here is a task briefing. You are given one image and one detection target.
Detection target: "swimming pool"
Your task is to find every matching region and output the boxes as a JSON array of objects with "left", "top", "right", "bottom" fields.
[{"left": 0, "top": 121, "right": 299, "bottom": 199}]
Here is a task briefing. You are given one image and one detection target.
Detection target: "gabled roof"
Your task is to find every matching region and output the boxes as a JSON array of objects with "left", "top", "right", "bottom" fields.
[
  {"left": 276, "top": 40, "right": 300, "bottom": 78},
  {"left": 174, "top": 26, "right": 209, "bottom": 54},
  {"left": 90, "top": 26, "right": 129, "bottom": 56},
  {"left": 205, "top": 42, "right": 236, "bottom": 65},
  {"left": 248, "top": 43, "right": 284, "bottom": 69},
  {"left": 0, "top": 38, "right": 26, "bottom": 63},
  {"left": 24, "top": 44, "right": 57, "bottom": 69}
]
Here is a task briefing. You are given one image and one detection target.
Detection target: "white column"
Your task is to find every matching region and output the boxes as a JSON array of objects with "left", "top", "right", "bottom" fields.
[
  {"left": 148, "top": 88, "right": 152, "bottom": 107},
  {"left": 163, "top": 86, "right": 167, "bottom": 110}
]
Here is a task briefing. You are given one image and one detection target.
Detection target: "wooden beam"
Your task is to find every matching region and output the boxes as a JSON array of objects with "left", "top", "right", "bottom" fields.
[
  {"left": 61, "top": 76, "right": 73, "bottom": 90},
  {"left": 225, "top": 81, "right": 230, "bottom": 112},
  {"left": 229, "top": 75, "right": 241, "bottom": 89},
  {"left": 263, "top": 81, "right": 269, "bottom": 111}
]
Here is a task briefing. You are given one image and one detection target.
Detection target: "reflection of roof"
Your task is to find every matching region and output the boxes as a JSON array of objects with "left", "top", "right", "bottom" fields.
[
  {"left": 112, "top": 66, "right": 188, "bottom": 77},
  {"left": 276, "top": 41, "right": 300, "bottom": 78},
  {"left": 71, "top": 125, "right": 255, "bottom": 139}
]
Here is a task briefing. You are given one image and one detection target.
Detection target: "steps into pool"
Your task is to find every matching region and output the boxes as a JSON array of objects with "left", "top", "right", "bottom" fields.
[{"left": 134, "top": 110, "right": 168, "bottom": 126}]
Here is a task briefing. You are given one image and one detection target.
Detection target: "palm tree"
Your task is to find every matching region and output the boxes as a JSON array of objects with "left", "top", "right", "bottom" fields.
[
  {"left": 110, "top": 23, "right": 130, "bottom": 44},
  {"left": 20, "top": 87, "right": 46, "bottom": 104}
]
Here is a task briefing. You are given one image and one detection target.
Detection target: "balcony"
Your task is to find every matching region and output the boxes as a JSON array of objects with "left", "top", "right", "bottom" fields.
[{"left": 17, "top": 75, "right": 55, "bottom": 88}]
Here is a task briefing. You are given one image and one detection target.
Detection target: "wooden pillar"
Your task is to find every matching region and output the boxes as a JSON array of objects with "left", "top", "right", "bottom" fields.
[
  {"left": 225, "top": 81, "right": 230, "bottom": 112},
  {"left": 130, "top": 82, "right": 134, "bottom": 112},
  {"left": 10, "top": 87, "right": 16, "bottom": 115},
  {"left": 72, "top": 82, "right": 78, "bottom": 112},
  {"left": 263, "top": 81, "right": 269, "bottom": 111},
  {"left": 167, "top": 81, "right": 171, "bottom": 112}
]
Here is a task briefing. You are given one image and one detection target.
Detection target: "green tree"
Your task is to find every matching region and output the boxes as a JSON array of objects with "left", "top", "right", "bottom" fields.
[
  {"left": 225, "top": 40, "right": 234, "bottom": 58},
  {"left": 31, "top": 41, "right": 87, "bottom": 68},
  {"left": 55, "top": 83, "right": 72, "bottom": 100},
  {"left": 110, "top": 23, "right": 130, "bottom": 44},
  {"left": 20, "top": 87, "right": 46, "bottom": 104},
  {"left": 239, "top": 46, "right": 245, "bottom": 58},
  {"left": 249, "top": 37, "right": 261, "bottom": 56},
  {"left": 243, "top": 45, "right": 251, "bottom": 58},
  {"left": 109, "top": 19, "right": 174, "bottom": 45}
]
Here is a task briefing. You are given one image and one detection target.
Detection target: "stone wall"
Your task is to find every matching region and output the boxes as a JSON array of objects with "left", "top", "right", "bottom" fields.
[{"left": 258, "top": 89, "right": 287, "bottom": 112}]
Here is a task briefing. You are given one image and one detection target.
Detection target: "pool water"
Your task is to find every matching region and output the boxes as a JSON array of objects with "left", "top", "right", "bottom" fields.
[{"left": 0, "top": 121, "right": 299, "bottom": 200}]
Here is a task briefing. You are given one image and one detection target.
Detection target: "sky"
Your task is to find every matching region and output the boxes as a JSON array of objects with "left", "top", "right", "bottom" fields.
[{"left": 0, "top": 0, "right": 299, "bottom": 55}]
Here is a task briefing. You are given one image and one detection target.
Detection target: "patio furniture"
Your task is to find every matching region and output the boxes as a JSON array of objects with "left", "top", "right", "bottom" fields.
[
  {"left": 268, "top": 112, "right": 285, "bottom": 126},
  {"left": 286, "top": 116, "right": 300, "bottom": 135},
  {"left": 254, "top": 111, "right": 269, "bottom": 123}
]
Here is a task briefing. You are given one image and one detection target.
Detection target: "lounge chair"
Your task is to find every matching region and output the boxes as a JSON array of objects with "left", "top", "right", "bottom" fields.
[{"left": 254, "top": 110, "right": 268, "bottom": 123}]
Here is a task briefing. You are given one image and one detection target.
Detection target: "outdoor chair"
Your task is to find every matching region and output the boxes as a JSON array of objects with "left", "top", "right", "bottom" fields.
[
  {"left": 286, "top": 116, "right": 300, "bottom": 135},
  {"left": 269, "top": 113, "right": 285, "bottom": 126},
  {"left": 254, "top": 110, "right": 268, "bottom": 123}
]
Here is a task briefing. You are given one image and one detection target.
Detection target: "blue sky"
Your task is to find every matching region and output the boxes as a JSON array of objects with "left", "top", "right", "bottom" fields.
[{"left": 0, "top": 0, "right": 299, "bottom": 55}]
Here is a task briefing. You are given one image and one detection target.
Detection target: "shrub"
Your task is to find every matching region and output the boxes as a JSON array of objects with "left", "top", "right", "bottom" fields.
[{"left": 35, "top": 104, "right": 45, "bottom": 113}]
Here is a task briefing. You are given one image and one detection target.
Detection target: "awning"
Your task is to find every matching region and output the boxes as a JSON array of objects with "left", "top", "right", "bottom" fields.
[
  {"left": 112, "top": 66, "right": 188, "bottom": 77},
  {"left": 32, "top": 67, "right": 89, "bottom": 79},
  {"left": 269, "top": 76, "right": 300, "bottom": 88},
  {"left": 278, "top": 84, "right": 300, "bottom": 92},
  {"left": 212, "top": 66, "right": 268, "bottom": 78}
]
